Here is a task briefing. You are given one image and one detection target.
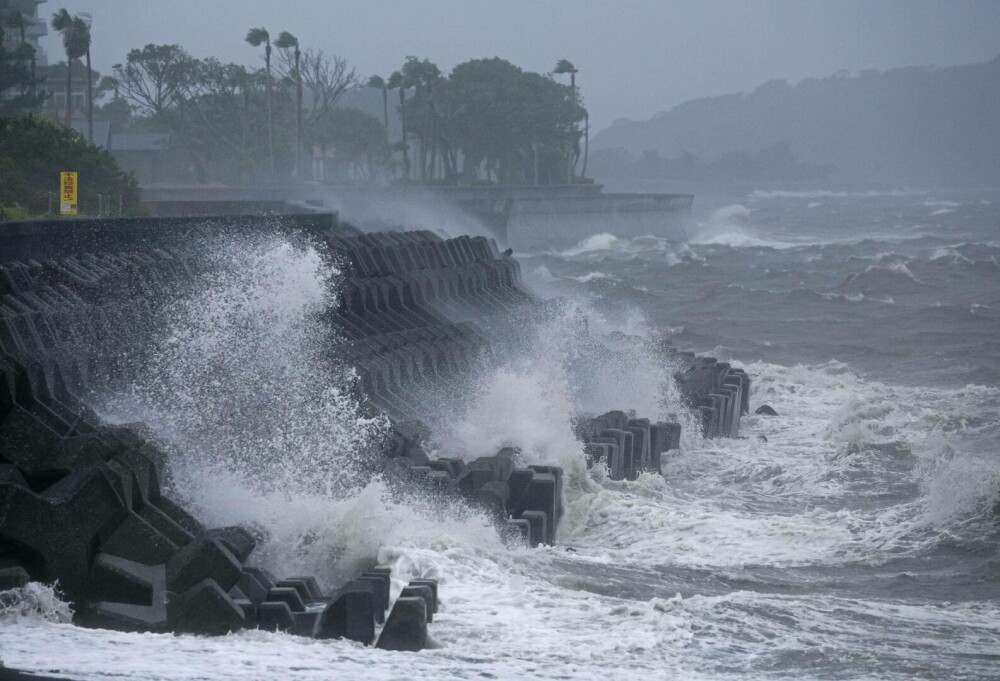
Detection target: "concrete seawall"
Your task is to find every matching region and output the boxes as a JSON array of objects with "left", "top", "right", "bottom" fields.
[
  {"left": 138, "top": 184, "right": 694, "bottom": 250},
  {"left": 0, "top": 213, "right": 741, "bottom": 645}
]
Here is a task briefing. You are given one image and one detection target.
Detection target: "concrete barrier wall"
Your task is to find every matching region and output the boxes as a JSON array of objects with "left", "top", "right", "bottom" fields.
[
  {"left": 137, "top": 185, "right": 694, "bottom": 251},
  {"left": 0, "top": 213, "right": 355, "bottom": 262}
]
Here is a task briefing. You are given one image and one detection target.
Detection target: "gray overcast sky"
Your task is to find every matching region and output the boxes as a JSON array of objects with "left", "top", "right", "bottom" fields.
[{"left": 40, "top": 0, "right": 1000, "bottom": 132}]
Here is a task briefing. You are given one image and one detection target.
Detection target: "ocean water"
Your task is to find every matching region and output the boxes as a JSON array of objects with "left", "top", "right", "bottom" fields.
[{"left": 2, "top": 187, "right": 999, "bottom": 680}]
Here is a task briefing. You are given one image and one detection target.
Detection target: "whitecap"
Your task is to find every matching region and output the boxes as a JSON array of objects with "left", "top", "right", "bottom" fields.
[
  {"left": 572, "top": 271, "right": 616, "bottom": 283},
  {"left": 750, "top": 189, "right": 925, "bottom": 200},
  {"left": 689, "top": 204, "right": 797, "bottom": 249}
]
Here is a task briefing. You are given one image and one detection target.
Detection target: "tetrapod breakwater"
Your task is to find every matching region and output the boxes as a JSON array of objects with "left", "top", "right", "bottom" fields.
[{"left": 0, "top": 213, "right": 747, "bottom": 650}]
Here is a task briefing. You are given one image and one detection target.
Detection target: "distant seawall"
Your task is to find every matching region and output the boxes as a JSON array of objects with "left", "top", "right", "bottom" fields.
[{"left": 139, "top": 184, "right": 694, "bottom": 250}]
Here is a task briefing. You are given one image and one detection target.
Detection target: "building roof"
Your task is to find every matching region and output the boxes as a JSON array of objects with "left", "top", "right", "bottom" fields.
[{"left": 110, "top": 132, "right": 170, "bottom": 152}]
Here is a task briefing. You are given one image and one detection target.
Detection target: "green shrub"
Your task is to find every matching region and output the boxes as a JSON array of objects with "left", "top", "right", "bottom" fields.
[{"left": 0, "top": 114, "right": 141, "bottom": 217}]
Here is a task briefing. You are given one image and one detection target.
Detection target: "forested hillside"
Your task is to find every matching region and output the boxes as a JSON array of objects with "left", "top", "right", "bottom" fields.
[{"left": 591, "top": 56, "right": 1000, "bottom": 184}]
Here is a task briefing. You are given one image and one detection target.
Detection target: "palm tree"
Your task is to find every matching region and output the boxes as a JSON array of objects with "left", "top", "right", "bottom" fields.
[
  {"left": 554, "top": 58, "right": 577, "bottom": 92},
  {"left": 367, "top": 75, "right": 389, "bottom": 139},
  {"left": 245, "top": 27, "right": 274, "bottom": 176},
  {"left": 51, "top": 9, "right": 90, "bottom": 129},
  {"left": 78, "top": 13, "right": 94, "bottom": 144},
  {"left": 274, "top": 31, "right": 301, "bottom": 178},
  {"left": 387, "top": 70, "right": 410, "bottom": 179}
]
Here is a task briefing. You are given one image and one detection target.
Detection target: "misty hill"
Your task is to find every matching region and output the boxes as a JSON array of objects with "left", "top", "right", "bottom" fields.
[{"left": 591, "top": 56, "right": 1000, "bottom": 185}]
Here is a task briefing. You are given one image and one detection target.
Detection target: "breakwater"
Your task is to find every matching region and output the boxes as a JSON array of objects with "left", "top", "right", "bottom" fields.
[
  {"left": 0, "top": 214, "right": 744, "bottom": 647},
  {"left": 138, "top": 184, "right": 694, "bottom": 250}
]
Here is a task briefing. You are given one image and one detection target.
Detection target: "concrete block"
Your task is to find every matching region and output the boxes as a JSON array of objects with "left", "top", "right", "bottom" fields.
[
  {"left": 356, "top": 573, "right": 389, "bottom": 623},
  {"left": 236, "top": 570, "right": 270, "bottom": 605},
  {"left": 166, "top": 537, "right": 242, "bottom": 595},
  {"left": 407, "top": 578, "right": 438, "bottom": 614},
  {"left": 400, "top": 584, "right": 435, "bottom": 623},
  {"left": 518, "top": 510, "right": 547, "bottom": 547},
  {"left": 265, "top": 586, "right": 306, "bottom": 613},
  {"left": 314, "top": 581, "right": 375, "bottom": 644},
  {"left": 376, "top": 596, "right": 427, "bottom": 652},
  {"left": 207, "top": 526, "right": 256, "bottom": 563},
  {"left": 0, "top": 465, "right": 127, "bottom": 602},
  {"left": 256, "top": 601, "right": 295, "bottom": 632},
  {"left": 281, "top": 575, "right": 323, "bottom": 600},
  {"left": 168, "top": 578, "right": 245, "bottom": 635}
]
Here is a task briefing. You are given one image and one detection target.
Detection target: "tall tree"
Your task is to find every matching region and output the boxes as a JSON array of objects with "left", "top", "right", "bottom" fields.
[
  {"left": 553, "top": 59, "right": 577, "bottom": 92},
  {"left": 108, "top": 44, "right": 196, "bottom": 116},
  {"left": 400, "top": 57, "right": 442, "bottom": 179},
  {"left": 277, "top": 49, "right": 358, "bottom": 128},
  {"left": 245, "top": 27, "right": 274, "bottom": 176},
  {"left": 51, "top": 9, "right": 89, "bottom": 128},
  {"left": 367, "top": 75, "right": 389, "bottom": 137},
  {"left": 275, "top": 47, "right": 359, "bottom": 179},
  {"left": 274, "top": 31, "right": 301, "bottom": 178},
  {"left": 446, "top": 57, "right": 584, "bottom": 184},
  {"left": 78, "top": 13, "right": 93, "bottom": 143}
]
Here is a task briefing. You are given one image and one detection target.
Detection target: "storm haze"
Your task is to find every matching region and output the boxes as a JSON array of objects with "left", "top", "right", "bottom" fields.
[{"left": 41, "top": 0, "right": 1000, "bottom": 132}]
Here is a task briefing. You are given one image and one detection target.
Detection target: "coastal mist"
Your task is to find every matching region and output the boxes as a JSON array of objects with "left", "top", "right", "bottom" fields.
[{"left": 2, "top": 2, "right": 999, "bottom": 680}]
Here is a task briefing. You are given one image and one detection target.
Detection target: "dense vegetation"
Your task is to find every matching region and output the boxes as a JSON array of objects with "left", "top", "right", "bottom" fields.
[
  {"left": 0, "top": 114, "right": 141, "bottom": 218},
  {"left": 379, "top": 56, "right": 585, "bottom": 184},
  {"left": 1, "top": 6, "right": 589, "bottom": 191},
  {"left": 101, "top": 41, "right": 587, "bottom": 185}
]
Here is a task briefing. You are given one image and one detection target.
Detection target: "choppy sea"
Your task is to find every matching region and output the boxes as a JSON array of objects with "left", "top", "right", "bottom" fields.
[{"left": 2, "top": 185, "right": 999, "bottom": 680}]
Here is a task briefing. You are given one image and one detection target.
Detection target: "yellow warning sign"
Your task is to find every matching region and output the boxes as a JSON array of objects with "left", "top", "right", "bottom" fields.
[{"left": 60, "top": 171, "right": 78, "bottom": 215}]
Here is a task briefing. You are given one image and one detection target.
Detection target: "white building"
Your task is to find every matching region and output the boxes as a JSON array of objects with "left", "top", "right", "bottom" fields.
[{"left": 1, "top": 0, "right": 49, "bottom": 66}]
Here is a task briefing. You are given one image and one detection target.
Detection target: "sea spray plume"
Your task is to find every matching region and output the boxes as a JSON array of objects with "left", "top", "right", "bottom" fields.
[
  {"left": 99, "top": 232, "right": 390, "bottom": 511},
  {"left": 437, "top": 300, "right": 587, "bottom": 474},
  {"left": 436, "top": 297, "right": 701, "bottom": 476},
  {"left": 227, "top": 475, "right": 506, "bottom": 588}
]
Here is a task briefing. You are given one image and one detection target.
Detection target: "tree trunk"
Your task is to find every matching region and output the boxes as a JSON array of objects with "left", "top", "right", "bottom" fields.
[
  {"left": 533, "top": 142, "right": 539, "bottom": 186},
  {"left": 265, "top": 45, "right": 274, "bottom": 178},
  {"left": 399, "top": 88, "right": 409, "bottom": 179},
  {"left": 242, "top": 88, "right": 250, "bottom": 183},
  {"left": 294, "top": 48, "right": 302, "bottom": 179},
  {"left": 430, "top": 113, "right": 438, "bottom": 180},
  {"left": 381, "top": 87, "right": 388, "bottom": 137},
  {"left": 85, "top": 49, "right": 93, "bottom": 143},
  {"left": 65, "top": 58, "right": 72, "bottom": 127},
  {"left": 30, "top": 46, "right": 37, "bottom": 105}
]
